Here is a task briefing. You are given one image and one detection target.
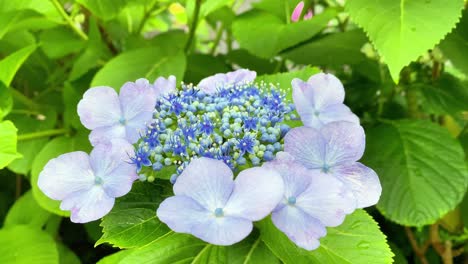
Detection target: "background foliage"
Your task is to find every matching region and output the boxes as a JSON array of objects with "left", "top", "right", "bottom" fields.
[{"left": 0, "top": 0, "right": 467, "bottom": 263}]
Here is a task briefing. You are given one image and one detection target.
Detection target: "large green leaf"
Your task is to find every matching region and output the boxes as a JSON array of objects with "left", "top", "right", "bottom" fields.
[
  {"left": 345, "top": 0, "right": 465, "bottom": 82},
  {"left": 97, "top": 181, "right": 173, "bottom": 248},
  {"left": 39, "top": 27, "right": 86, "bottom": 59},
  {"left": 110, "top": 231, "right": 279, "bottom": 264},
  {"left": 8, "top": 109, "right": 58, "bottom": 175},
  {"left": 91, "top": 46, "right": 186, "bottom": 90},
  {"left": 0, "top": 9, "right": 57, "bottom": 39},
  {"left": 363, "top": 120, "right": 468, "bottom": 226},
  {"left": 258, "top": 210, "right": 393, "bottom": 264},
  {"left": 0, "top": 120, "right": 21, "bottom": 169},
  {"left": 440, "top": 9, "right": 468, "bottom": 76},
  {"left": 282, "top": 30, "right": 368, "bottom": 66},
  {"left": 0, "top": 44, "right": 36, "bottom": 86},
  {"left": 4, "top": 190, "right": 51, "bottom": 228},
  {"left": 31, "top": 133, "right": 91, "bottom": 216},
  {"left": 184, "top": 54, "right": 231, "bottom": 84},
  {"left": 0, "top": 225, "right": 59, "bottom": 264},
  {"left": 232, "top": 9, "right": 336, "bottom": 58}
]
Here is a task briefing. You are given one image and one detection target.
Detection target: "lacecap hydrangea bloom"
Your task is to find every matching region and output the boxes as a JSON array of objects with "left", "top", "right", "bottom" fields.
[{"left": 37, "top": 69, "right": 381, "bottom": 251}]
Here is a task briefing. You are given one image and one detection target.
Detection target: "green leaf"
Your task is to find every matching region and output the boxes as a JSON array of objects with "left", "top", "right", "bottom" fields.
[
  {"left": 226, "top": 49, "right": 277, "bottom": 75},
  {"left": 4, "top": 190, "right": 51, "bottom": 228},
  {"left": 0, "top": 120, "right": 21, "bottom": 169},
  {"left": 7, "top": 109, "right": 58, "bottom": 175},
  {"left": 253, "top": 0, "right": 302, "bottom": 22},
  {"left": 363, "top": 120, "right": 468, "bottom": 226},
  {"left": 345, "top": 0, "right": 465, "bottom": 82},
  {"left": 91, "top": 46, "right": 186, "bottom": 90},
  {"left": 39, "top": 27, "right": 86, "bottom": 59},
  {"left": 185, "top": 54, "right": 230, "bottom": 84},
  {"left": 418, "top": 74, "right": 468, "bottom": 116},
  {"left": 69, "top": 18, "right": 111, "bottom": 81},
  {"left": 31, "top": 133, "right": 92, "bottom": 216},
  {"left": 0, "top": 225, "right": 59, "bottom": 264},
  {"left": 440, "top": 9, "right": 468, "bottom": 76},
  {"left": 232, "top": 9, "right": 336, "bottom": 58},
  {"left": 0, "top": 9, "right": 57, "bottom": 39},
  {"left": 97, "top": 181, "right": 173, "bottom": 248},
  {"left": 0, "top": 44, "right": 36, "bottom": 86},
  {"left": 97, "top": 250, "right": 134, "bottom": 264},
  {"left": 282, "top": 30, "right": 368, "bottom": 66},
  {"left": 117, "top": 233, "right": 206, "bottom": 264},
  {"left": 258, "top": 210, "right": 393, "bottom": 264},
  {"left": 226, "top": 235, "right": 280, "bottom": 264},
  {"left": 0, "top": 81, "right": 12, "bottom": 120},
  {"left": 76, "top": 0, "right": 127, "bottom": 21},
  {"left": 57, "top": 243, "right": 80, "bottom": 264}
]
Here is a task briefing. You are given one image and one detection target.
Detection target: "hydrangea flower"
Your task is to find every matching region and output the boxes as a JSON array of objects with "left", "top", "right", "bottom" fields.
[
  {"left": 134, "top": 78, "right": 294, "bottom": 178},
  {"left": 264, "top": 152, "right": 355, "bottom": 250},
  {"left": 284, "top": 121, "right": 381, "bottom": 208},
  {"left": 38, "top": 139, "right": 137, "bottom": 223},
  {"left": 157, "top": 157, "right": 284, "bottom": 245},
  {"left": 77, "top": 78, "right": 159, "bottom": 146},
  {"left": 292, "top": 73, "right": 359, "bottom": 129},
  {"left": 197, "top": 69, "right": 256, "bottom": 94}
]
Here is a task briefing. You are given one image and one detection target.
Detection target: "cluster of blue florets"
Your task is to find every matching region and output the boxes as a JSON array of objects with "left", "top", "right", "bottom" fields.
[{"left": 133, "top": 82, "right": 295, "bottom": 182}]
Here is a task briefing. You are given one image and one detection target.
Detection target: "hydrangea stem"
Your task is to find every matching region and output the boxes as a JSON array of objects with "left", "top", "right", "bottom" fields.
[
  {"left": 50, "top": 0, "right": 88, "bottom": 41},
  {"left": 185, "top": 0, "right": 202, "bottom": 53},
  {"left": 17, "top": 128, "right": 69, "bottom": 141}
]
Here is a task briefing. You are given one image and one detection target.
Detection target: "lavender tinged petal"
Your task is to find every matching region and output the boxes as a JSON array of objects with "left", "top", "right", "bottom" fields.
[
  {"left": 318, "top": 104, "right": 360, "bottom": 126},
  {"left": 90, "top": 139, "right": 137, "bottom": 197},
  {"left": 89, "top": 125, "right": 126, "bottom": 146},
  {"left": 157, "top": 195, "right": 210, "bottom": 233},
  {"left": 284, "top": 127, "right": 326, "bottom": 169},
  {"left": 125, "top": 111, "right": 154, "bottom": 143},
  {"left": 173, "top": 158, "right": 234, "bottom": 210},
  {"left": 306, "top": 73, "right": 345, "bottom": 109},
  {"left": 263, "top": 153, "right": 312, "bottom": 199},
  {"left": 60, "top": 186, "right": 114, "bottom": 223},
  {"left": 119, "top": 79, "right": 156, "bottom": 122},
  {"left": 321, "top": 121, "right": 365, "bottom": 166},
  {"left": 333, "top": 163, "right": 381, "bottom": 208},
  {"left": 191, "top": 216, "right": 253, "bottom": 246},
  {"left": 77, "top": 87, "right": 121, "bottom": 129},
  {"left": 297, "top": 173, "right": 355, "bottom": 227},
  {"left": 272, "top": 206, "right": 326, "bottom": 250},
  {"left": 38, "top": 151, "right": 94, "bottom": 200},
  {"left": 224, "top": 167, "right": 284, "bottom": 221},
  {"left": 198, "top": 69, "right": 256, "bottom": 94},
  {"left": 154, "top": 75, "right": 176, "bottom": 97}
]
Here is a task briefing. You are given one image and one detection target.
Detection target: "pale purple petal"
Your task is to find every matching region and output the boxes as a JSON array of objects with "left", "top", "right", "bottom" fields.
[
  {"left": 38, "top": 151, "right": 94, "bottom": 200},
  {"left": 89, "top": 139, "right": 137, "bottom": 198},
  {"left": 307, "top": 73, "right": 345, "bottom": 109},
  {"left": 224, "top": 167, "right": 283, "bottom": 221},
  {"left": 291, "top": 1, "right": 304, "bottom": 22},
  {"left": 77, "top": 87, "right": 121, "bottom": 129},
  {"left": 318, "top": 104, "right": 360, "bottom": 125},
  {"left": 321, "top": 121, "right": 365, "bottom": 166},
  {"left": 292, "top": 79, "right": 320, "bottom": 128},
  {"left": 154, "top": 75, "right": 176, "bottom": 98},
  {"left": 198, "top": 69, "right": 256, "bottom": 94},
  {"left": 263, "top": 154, "right": 312, "bottom": 200},
  {"left": 125, "top": 111, "right": 153, "bottom": 143},
  {"left": 174, "top": 158, "right": 234, "bottom": 210},
  {"left": 272, "top": 205, "right": 326, "bottom": 250},
  {"left": 157, "top": 195, "right": 210, "bottom": 233},
  {"left": 89, "top": 125, "right": 126, "bottom": 146},
  {"left": 119, "top": 79, "right": 157, "bottom": 121},
  {"left": 284, "top": 126, "right": 326, "bottom": 169},
  {"left": 333, "top": 162, "right": 381, "bottom": 208},
  {"left": 60, "top": 185, "right": 114, "bottom": 223},
  {"left": 296, "top": 173, "right": 356, "bottom": 227},
  {"left": 191, "top": 215, "right": 253, "bottom": 246}
]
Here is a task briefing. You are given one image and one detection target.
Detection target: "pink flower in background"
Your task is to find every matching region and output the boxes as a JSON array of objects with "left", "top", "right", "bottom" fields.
[{"left": 291, "top": 1, "right": 313, "bottom": 22}]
